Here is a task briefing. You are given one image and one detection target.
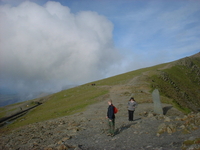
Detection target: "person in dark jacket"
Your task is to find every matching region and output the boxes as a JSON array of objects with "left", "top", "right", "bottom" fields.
[
  {"left": 106, "top": 100, "right": 115, "bottom": 136},
  {"left": 127, "top": 97, "right": 137, "bottom": 121}
]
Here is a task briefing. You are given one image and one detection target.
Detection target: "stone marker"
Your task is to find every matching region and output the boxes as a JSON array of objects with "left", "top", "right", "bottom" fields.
[{"left": 152, "top": 89, "right": 163, "bottom": 115}]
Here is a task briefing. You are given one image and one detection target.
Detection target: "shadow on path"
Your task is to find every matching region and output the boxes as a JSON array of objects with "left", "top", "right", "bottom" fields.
[
  {"left": 115, "top": 118, "right": 141, "bottom": 135},
  {"left": 133, "top": 118, "right": 141, "bottom": 121},
  {"left": 163, "top": 106, "right": 173, "bottom": 115}
]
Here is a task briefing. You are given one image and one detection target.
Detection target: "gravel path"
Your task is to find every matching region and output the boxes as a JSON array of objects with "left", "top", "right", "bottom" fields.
[{"left": 63, "top": 86, "right": 200, "bottom": 150}]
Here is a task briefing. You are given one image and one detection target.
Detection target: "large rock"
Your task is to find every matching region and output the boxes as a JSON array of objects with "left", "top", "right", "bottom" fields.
[{"left": 152, "top": 89, "right": 163, "bottom": 115}]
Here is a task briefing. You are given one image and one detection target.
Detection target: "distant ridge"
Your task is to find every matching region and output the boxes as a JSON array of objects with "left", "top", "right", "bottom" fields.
[{"left": 190, "top": 52, "right": 200, "bottom": 58}]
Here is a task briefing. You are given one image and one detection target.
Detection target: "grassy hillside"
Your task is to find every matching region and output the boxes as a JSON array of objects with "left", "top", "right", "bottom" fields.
[
  {"left": 1, "top": 53, "right": 200, "bottom": 131},
  {"left": 151, "top": 53, "right": 200, "bottom": 113},
  {"left": 2, "top": 86, "right": 108, "bottom": 130}
]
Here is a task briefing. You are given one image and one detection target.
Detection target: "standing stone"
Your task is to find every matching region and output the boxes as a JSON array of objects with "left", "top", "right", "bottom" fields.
[{"left": 152, "top": 89, "right": 163, "bottom": 115}]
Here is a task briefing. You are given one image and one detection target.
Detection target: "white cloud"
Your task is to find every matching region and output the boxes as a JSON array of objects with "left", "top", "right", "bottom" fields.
[
  {"left": 0, "top": 1, "right": 120, "bottom": 94},
  {"left": 1, "top": 0, "right": 200, "bottom": 104}
]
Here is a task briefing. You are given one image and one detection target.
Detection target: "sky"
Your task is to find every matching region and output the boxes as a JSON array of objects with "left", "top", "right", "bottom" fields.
[{"left": 0, "top": 0, "right": 200, "bottom": 102}]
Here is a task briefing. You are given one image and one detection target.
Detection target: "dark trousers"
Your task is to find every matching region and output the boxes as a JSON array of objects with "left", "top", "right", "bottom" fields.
[
  {"left": 108, "top": 119, "right": 115, "bottom": 134},
  {"left": 128, "top": 110, "right": 134, "bottom": 121}
]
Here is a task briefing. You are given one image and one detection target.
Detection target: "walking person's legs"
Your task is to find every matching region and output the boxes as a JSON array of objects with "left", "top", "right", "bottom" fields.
[
  {"left": 107, "top": 119, "right": 115, "bottom": 136},
  {"left": 108, "top": 119, "right": 111, "bottom": 134},
  {"left": 128, "top": 110, "right": 134, "bottom": 121},
  {"left": 132, "top": 110, "right": 135, "bottom": 121},
  {"left": 128, "top": 110, "right": 133, "bottom": 121},
  {"left": 128, "top": 110, "right": 131, "bottom": 121},
  {"left": 111, "top": 119, "right": 115, "bottom": 135}
]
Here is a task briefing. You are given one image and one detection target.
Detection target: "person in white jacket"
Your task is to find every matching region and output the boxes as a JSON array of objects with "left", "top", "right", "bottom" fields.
[{"left": 127, "top": 97, "right": 137, "bottom": 121}]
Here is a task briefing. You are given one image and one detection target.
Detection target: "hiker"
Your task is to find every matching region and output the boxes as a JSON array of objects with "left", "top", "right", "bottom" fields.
[
  {"left": 127, "top": 97, "right": 137, "bottom": 121},
  {"left": 106, "top": 100, "right": 115, "bottom": 136}
]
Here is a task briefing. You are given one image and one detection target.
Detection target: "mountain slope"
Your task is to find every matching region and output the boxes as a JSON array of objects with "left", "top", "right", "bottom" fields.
[
  {"left": 1, "top": 77, "right": 200, "bottom": 150},
  {"left": 0, "top": 52, "right": 200, "bottom": 131},
  {"left": 151, "top": 52, "right": 200, "bottom": 113}
]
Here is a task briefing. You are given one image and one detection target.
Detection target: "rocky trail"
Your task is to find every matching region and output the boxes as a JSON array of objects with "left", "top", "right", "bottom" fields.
[{"left": 1, "top": 84, "right": 200, "bottom": 150}]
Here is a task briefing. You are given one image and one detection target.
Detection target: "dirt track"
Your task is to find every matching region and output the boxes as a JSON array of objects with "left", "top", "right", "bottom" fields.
[{"left": 63, "top": 85, "right": 192, "bottom": 150}]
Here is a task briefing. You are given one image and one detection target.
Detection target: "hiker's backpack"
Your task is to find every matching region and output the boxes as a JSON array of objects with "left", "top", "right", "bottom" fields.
[{"left": 113, "top": 106, "right": 118, "bottom": 114}]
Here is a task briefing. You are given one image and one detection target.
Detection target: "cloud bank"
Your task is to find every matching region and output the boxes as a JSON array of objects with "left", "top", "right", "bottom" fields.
[{"left": 0, "top": 1, "right": 120, "bottom": 96}]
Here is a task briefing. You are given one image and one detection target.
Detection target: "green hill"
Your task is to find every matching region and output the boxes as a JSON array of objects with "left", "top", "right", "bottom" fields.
[
  {"left": 151, "top": 53, "right": 200, "bottom": 113},
  {"left": 1, "top": 52, "right": 200, "bottom": 131}
]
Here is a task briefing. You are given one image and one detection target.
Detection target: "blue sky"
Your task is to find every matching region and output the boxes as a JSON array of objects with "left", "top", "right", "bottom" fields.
[{"left": 0, "top": 0, "right": 200, "bottom": 102}]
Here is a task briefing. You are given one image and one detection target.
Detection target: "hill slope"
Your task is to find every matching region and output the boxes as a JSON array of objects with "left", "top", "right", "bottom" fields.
[
  {"left": 0, "top": 52, "right": 200, "bottom": 131},
  {"left": 1, "top": 53, "right": 200, "bottom": 150},
  {"left": 1, "top": 74, "right": 200, "bottom": 149},
  {"left": 151, "top": 52, "right": 200, "bottom": 113}
]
